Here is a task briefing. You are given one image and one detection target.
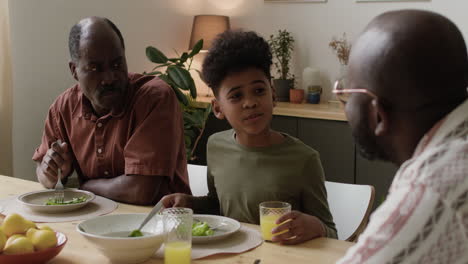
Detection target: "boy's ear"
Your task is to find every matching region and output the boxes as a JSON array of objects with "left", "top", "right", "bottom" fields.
[
  {"left": 69, "top": 61, "right": 78, "bottom": 81},
  {"left": 371, "top": 99, "right": 389, "bottom": 137},
  {"left": 211, "top": 98, "right": 225, "bottom": 120}
]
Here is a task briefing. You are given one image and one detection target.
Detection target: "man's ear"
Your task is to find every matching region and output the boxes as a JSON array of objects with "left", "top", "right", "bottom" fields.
[
  {"left": 371, "top": 99, "right": 389, "bottom": 137},
  {"left": 211, "top": 98, "right": 225, "bottom": 120},
  {"left": 69, "top": 61, "right": 78, "bottom": 81}
]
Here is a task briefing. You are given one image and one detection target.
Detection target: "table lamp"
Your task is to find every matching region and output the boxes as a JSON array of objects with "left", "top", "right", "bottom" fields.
[{"left": 189, "top": 15, "right": 230, "bottom": 51}]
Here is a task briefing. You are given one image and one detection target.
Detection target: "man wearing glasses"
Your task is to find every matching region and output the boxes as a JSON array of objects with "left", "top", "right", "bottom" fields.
[{"left": 336, "top": 10, "right": 468, "bottom": 263}]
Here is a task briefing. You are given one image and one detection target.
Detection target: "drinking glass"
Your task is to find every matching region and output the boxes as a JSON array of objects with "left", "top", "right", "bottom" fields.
[
  {"left": 259, "top": 201, "right": 291, "bottom": 242},
  {"left": 163, "top": 207, "right": 193, "bottom": 264}
]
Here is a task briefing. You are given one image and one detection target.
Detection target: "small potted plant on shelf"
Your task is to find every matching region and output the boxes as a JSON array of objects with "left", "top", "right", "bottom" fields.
[
  {"left": 268, "top": 29, "right": 295, "bottom": 102},
  {"left": 144, "top": 39, "right": 212, "bottom": 163}
]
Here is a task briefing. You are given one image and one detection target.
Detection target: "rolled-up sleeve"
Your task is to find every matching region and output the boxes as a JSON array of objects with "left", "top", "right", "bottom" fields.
[{"left": 32, "top": 105, "right": 61, "bottom": 162}]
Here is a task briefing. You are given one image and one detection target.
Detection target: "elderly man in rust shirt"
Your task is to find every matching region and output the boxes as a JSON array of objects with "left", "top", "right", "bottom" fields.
[{"left": 32, "top": 16, "right": 191, "bottom": 205}]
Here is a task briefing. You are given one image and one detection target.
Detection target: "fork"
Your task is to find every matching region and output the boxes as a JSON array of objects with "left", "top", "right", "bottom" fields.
[{"left": 54, "top": 167, "right": 65, "bottom": 204}]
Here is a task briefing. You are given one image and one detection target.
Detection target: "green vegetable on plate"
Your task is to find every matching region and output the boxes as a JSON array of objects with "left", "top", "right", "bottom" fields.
[
  {"left": 192, "top": 221, "right": 214, "bottom": 236},
  {"left": 45, "top": 196, "right": 87, "bottom": 205}
]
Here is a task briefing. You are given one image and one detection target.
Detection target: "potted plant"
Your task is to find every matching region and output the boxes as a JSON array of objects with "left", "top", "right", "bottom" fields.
[
  {"left": 145, "top": 39, "right": 212, "bottom": 162},
  {"left": 268, "top": 29, "right": 295, "bottom": 102}
]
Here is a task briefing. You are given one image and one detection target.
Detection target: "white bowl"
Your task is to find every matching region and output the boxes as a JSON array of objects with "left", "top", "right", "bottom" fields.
[
  {"left": 77, "top": 213, "right": 165, "bottom": 264},
  {"left": 17, "top": 189, "right": 95, "bottom": 213}
]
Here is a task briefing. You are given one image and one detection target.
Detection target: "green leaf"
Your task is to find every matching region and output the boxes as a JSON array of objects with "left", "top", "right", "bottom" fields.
[
  {"left": 167, "top": 66, "right": 192, "bottom": 91},
  {"left": 146, "top": 46, "right": 168, "bottom": 63},
  {"left": 185, "top": 129, "right": 196, "bottom": 139},
  {"left": 189, "top": 76, "right": 197, "bottom": 99},
  {"left": 180, "top": 52, "right": 189, "bottom": 63},
  {"left": 184, "top": 135, "right": 192, "bottom": 147},
  {"left": 144, "top": 71, "right": 162, "bottom": 76},
  {"left": 158, "top": 74, "right": 175, "bottom": 87},
  {"left": 152, "top": 63, "right": 171, "bottom": 71},
  {"left": 172, "top": 86, "right": 188, "bottom": 106},
  {"left": 189, "top": 39, "right": 203, "bottom": 57},
  {"left": 183, "top": 111, "right": 199, "bottom": 125},
  {"left": 168, "top": 58, "right": 179, "bottom": 63},
  {"left": 203, "top": 105, "right": 212, "bottom": 121}
]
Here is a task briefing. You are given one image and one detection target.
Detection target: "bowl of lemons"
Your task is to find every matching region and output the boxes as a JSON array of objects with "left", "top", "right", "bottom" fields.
[{"left": 0, "top": 213, "right": 67, "bottom": 264}]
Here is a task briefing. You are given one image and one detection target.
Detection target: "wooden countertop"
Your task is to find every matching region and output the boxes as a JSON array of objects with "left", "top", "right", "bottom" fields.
[
  {"left": 0, "top": 175, "right": 354, "bottom": 263},
  {"left": 193, "top": 96, "right": 347, "bottom": 121}
]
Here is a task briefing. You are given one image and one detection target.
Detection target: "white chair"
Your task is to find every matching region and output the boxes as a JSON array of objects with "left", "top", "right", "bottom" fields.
[
  {"left": 325, "top": 181, "right": 375, "bottom": 241},
  {"left": 187, "top": 164, "right": 209, "bottom": 196}
]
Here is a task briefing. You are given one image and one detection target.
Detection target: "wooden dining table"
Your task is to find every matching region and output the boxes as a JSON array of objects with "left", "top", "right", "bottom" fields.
[{"left": 0, "top": 175, "right": 354, "bottom": 263}]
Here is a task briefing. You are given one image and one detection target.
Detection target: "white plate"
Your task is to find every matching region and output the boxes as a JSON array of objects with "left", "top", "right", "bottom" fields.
[
  {"left": 17, "top": 189, "right": 95, "bottom": 213},
  {"left": 192, "top": 214, "right": 241, "bottom": 244}
]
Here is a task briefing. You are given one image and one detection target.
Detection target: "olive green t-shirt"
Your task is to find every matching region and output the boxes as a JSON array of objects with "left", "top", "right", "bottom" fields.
[{"left": 192, "top": 129, "right": 337, "bottom": 238}]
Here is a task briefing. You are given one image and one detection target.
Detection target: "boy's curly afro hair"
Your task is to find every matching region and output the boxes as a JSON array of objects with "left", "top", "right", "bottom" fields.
[{"left": 201, "top": 30, "right": 272, "bottom": 96}]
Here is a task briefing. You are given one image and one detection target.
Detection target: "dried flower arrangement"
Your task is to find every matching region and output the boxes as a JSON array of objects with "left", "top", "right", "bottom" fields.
[{"left": 329, "top": 33, "right": 352, "bottom": 66}]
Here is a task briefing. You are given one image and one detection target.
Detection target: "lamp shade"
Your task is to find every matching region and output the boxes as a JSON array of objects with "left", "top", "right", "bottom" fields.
[{"left": 189, "top": 15, "right": 230, "bottom": 51}]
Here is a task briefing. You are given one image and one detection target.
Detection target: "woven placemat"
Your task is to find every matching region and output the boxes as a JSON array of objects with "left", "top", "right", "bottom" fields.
[
  {"left": 0, "top": 195, "right": 118, "bottom": 223},
  {"left": 155, "top": 225, "right": 263, "bottom": 260}
]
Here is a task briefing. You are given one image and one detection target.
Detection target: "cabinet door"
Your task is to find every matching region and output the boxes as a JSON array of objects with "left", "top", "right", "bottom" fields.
[
  {"left": 272, "top": 116, "right": 298, "bottom": 137},
  {"left": 298, "top": 118, "right": 355, "bottom": 184},
  {"left": 355, "top": 154, "right": 398, "bottom": 210}
]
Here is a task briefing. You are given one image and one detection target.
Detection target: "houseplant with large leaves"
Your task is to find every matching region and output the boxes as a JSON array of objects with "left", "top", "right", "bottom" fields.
[{"left": 145, "top": 39, "right": 212, "bottom": 162}]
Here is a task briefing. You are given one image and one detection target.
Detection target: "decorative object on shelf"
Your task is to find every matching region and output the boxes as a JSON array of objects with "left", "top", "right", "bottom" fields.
[
  {"left": 144, "top": 40, "right": 212, "bottom": 162},
  {"left": 269, "top": 29, "right": 295, "bottom": 102},
  {"left": 307, "top": 91, "right": 321, "bottom": 104},
  {"left": 303, "top": 67, "right": 323, "bottom": 104},
  {"left": 265, "top": 0, "right": 327, "bottom": 2},
  {"left": 189, "top": 15, "right": 230, "bottom": 52},
  {"left": 289, "top": 89, "right": 304, "bottom": 104},
  {"left": 329, "top": 33, "right": 352, "bottom": 104},
  {"left": 329, "top": 33, "right": 351, "bottom": 67}
]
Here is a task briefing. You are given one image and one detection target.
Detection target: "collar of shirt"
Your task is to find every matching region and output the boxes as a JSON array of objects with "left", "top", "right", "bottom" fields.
[
  {"left": 413, "top": 98, "right": 468, "bottom": 156},
  {"left": 71, "top": 83, "right": 134, "bottom": 121}
]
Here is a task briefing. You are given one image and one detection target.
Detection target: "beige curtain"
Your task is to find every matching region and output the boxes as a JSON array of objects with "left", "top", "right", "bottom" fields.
[{"left": 0, "top": 0, "right": 13, "bottom": 176}]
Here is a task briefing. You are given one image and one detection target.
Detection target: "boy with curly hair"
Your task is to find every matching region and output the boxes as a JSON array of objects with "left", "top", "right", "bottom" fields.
[{"left": 162, "top": 30, "right": 337, "bottom": 243}]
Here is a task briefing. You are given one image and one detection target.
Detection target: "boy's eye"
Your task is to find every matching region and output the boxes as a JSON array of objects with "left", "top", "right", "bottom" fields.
[
  {"left": 229, "top": 92, "right": 242, "bottom": 100},
  {"left": 255, "top": 87, "right": 266, "bottom": 94}
]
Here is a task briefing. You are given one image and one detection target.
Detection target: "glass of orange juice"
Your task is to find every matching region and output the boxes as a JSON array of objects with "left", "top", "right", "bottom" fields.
[
  {"left": 259, "top": 201, "right": 291, "bottom": 242},
  {"left": 163, "top": 207, "right": 193, "bottom": 264}
]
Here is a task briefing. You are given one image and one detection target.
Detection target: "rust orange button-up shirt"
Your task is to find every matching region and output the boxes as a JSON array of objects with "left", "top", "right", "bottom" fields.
[{"left": 33, "top": 73, "right": 190, "bottom": 194}]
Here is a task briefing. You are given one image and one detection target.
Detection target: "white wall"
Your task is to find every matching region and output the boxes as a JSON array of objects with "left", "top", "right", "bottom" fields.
[{"left": 9, "top": 0, "right": 468, "bottom": 180}]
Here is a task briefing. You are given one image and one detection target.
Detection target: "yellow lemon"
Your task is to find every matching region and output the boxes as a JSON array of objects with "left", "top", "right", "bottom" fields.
[
  {"left": 1, "top": 213, "right": 29, "bottom": 237},
  {"left": 24, "top": 220, "right": 37, "bottom": 230},
  {"left": 26, "top": 228, "right": 37, "bottom": 241},
  {"left": 0, "top": 230, "right": 7, "bottom": 253},
  {"left": 39, "top": 225, "right": 53, "bottom": 232},
  {"left": 28, "top": 229, "right": 57, "bottom": 251},
  {"left": 3, "top": 235, "right": 34, "bottom": 255}
]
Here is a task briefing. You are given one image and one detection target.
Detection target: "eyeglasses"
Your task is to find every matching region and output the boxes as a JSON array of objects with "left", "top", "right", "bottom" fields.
[{"left": 332, "top": 79, "right": 378, "bottom": 104}]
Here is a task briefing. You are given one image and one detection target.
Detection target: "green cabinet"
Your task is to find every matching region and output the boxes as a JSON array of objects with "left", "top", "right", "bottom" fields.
[
  {"left": 355, "top": 155, "right": 398, "bottom": 209},
  {"left": 297, "top": 118, "right": 355, "bottom": 184}
]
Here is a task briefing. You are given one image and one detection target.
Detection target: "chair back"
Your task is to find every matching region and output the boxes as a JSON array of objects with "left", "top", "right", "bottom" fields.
[
  {"left": 187, "top": 164, "right": 209, "bottom": 196},
  {"left": 325, "top": 181, "right": 375, "bottom": 241}
]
